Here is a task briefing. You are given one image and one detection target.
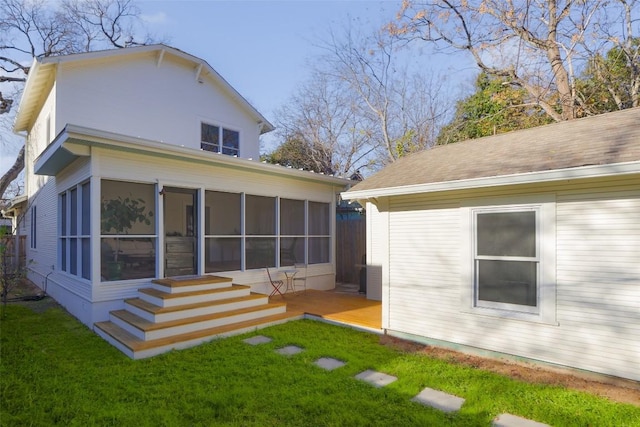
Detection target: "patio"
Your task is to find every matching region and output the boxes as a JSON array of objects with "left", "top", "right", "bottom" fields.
[{"left": 270, "top": 284, "right": 382, "bottom": 331}]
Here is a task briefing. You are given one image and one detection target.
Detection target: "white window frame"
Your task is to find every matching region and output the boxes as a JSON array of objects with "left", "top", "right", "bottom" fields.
[
  {"left": 460, "top": 195, "right": 557, "bottom": 325},
  {"left": 473, "top": 206, "right": 540, "bottom": 314},
  {"left": 30, "top": 205, "right": 37, "bottom": 249},
  {"left": 201, "top": 122, "right": 240, "bottom": 157}
]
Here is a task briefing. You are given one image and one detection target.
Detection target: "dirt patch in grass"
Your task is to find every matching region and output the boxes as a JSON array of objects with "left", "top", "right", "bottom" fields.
[
  {"left": 380, "top": 335, "right": 640, "bottom": 407},
  {"left": 2, "top": 278, "right": 60, "bottom": 313}
]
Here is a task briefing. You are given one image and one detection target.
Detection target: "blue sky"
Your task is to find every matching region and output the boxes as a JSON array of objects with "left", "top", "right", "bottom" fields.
[
  {"left": 138, "top": 1, "right": 406, "bottom": 118},
  {"left": 136, "top": 0, "right": 477, "bottom": 149}
]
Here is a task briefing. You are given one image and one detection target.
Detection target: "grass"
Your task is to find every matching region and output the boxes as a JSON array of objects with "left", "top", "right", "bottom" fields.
[{"left": 1, "top": 305, "right": 639, "bottom": 426}]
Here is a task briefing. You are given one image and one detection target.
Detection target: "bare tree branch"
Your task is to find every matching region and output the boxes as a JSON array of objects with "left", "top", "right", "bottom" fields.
[
  {"left": 0, "top": 0, "right": 157, "bottom": 200},
  {"left": 391, "top": 0, "right": 621, "bottom": 121}
]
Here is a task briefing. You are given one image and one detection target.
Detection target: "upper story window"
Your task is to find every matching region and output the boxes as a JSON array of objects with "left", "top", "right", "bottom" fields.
[{"left": 201, "top": 123, "right": 239, "bottom": 156}]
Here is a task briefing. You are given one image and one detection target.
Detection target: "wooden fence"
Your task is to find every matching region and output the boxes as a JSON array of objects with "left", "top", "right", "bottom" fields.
[
  {"left": 2, "top": 235, "right": 26, "bottom": 271},
  {"left": 335, "top": 213, "right": 366, "bottom": 285}
]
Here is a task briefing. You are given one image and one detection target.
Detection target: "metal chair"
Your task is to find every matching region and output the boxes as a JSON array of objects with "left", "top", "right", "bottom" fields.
[
  {"left": 266, "top": 267, "right": 284, "bottom": 298},
  {"left": 293, "top": 263, "right": 307, "bottom": 293}
]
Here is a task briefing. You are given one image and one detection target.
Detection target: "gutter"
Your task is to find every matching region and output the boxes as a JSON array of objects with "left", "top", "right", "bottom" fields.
[{"left": 342, "top": 161, "right": 640, "bottom": 201}]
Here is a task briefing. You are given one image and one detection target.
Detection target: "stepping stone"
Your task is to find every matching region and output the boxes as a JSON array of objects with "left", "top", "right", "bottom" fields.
[
  {"left": 411, "top": 387, "right": 465, "bottom": 413},
  {"left": 354, "top": 369, "right": 397, "bottom": 388},
  {"left": 276, "top": 345, "right": 304, "bottom": 356},
  {"left": 314, "top": 357, "right": 346, "bottom": 371},
  {"left": 243, "top": 335, "right": 272, "bottom": 345},
  {"left": 493, "top": 414, "right": 550, "bottom": 427}
]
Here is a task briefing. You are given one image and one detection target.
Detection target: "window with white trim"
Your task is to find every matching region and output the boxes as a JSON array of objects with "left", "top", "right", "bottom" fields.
[
  {"left": 474, "top": 208, "right": 539, "bottom": 313},
  {"left": 463, "top": 197, "right": 557, "bottom": 324},
  {"left": 201, "top": 123, "right": 239, "bottom": 156},
  {"left": 30, "top": 205, "right": 37, "bottom": 249}
]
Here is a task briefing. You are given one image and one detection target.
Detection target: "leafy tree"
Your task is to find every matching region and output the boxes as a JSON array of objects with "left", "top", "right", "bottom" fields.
[
  {"left": 576, "top": 39, "right": 640, "bottom": 115},
  {"left": 0, "top": 0, "right": 156, "bottom": 202},
  {"left": 261, "top": 136, "right": 329, "bottom": 173},
  {"left": 437, "top": 73, "right": 552, "bottom": 145}
]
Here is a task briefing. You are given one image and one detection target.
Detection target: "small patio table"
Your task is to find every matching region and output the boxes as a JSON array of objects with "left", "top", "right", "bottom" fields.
[{"left": 281, "top": 269, "right": 298, "bottom": 294}]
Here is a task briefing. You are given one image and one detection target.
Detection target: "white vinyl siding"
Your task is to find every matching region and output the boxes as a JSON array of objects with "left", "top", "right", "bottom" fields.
[
  {"left": 57, "top": 54, "right": 261, "bottom": 159},
  {"left": 374, "top": 176, "right": 640, "bottom": 381},
  {"left": 388, "top": 200, "right": 459, "bottom": 332}
]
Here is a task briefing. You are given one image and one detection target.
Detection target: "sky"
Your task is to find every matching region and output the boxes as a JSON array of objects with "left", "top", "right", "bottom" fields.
[{"left": 0, "top": 0, "right": 477, "bottom": 183}]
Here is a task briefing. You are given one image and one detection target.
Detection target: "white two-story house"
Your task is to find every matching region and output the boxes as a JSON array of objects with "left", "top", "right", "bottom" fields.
[{"left": 13, "top": 45, "right": 350, "bottom": 357}]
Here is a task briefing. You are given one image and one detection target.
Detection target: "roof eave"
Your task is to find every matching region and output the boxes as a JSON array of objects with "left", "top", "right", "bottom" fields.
[
  {"left": 37, "top": 124, "right": 351, "bottom": 186},
  {"left": 342, "top": 161, "right": 640, "bottom": 200},
  {"left": 13, "top": 44, "right": 275, "bottom": 134},
  {"left": 12, "top": 58, "right": 47, "bottom": 132}
]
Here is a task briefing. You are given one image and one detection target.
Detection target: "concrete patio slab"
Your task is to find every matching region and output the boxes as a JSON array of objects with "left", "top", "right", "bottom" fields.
[
  {"left": 411, "top": 387, "right": 465, "bottom": 413},
  {"left": 354, "top": 369, "right": 397, "bottom": 388},
  {"left": 276, "top": 345, "right": 304, "bottom": 356},
  {"left": 492, "top": 414, "right": 550, "bottom": 427},
  {"left": 243, "top": 335, "right": 272, "bottom": 345},
  {"left": 315, "top": 357, "right": 346, "bottom": 371}
]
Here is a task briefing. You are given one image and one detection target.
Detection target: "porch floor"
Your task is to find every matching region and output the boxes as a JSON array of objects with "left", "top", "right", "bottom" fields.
[{"left": 269, "top": 286, "right": 381, "bottom": 331}]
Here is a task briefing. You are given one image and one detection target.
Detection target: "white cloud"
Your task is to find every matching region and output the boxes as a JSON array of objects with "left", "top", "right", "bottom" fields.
[{"left": 141, "top": 11, "right": 168, "bottom": 25}]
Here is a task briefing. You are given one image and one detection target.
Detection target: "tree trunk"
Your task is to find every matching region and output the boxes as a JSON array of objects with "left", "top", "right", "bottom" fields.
[{"left": 0, "top": 145, "right": 25, "bottom": 200}]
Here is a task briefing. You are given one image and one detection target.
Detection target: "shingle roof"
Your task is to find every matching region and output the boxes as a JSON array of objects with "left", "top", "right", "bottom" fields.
[{"left": 348, "top": 107, "right": 640, "bottom": 194}]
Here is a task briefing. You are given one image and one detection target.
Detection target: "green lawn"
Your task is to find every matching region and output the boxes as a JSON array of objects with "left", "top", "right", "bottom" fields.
[{"left": 1, "top": 305, "right": 638, "bottom": 426}]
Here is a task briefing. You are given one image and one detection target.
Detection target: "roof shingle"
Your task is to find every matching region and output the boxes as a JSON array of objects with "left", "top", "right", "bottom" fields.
[{"left": 348, "top": 107, "right": 640, "bottom": 193}]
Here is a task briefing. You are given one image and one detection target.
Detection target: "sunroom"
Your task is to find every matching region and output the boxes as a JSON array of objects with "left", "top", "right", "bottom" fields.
[{"left": 35, "top": 125, "right": 351, "bottom": 327}]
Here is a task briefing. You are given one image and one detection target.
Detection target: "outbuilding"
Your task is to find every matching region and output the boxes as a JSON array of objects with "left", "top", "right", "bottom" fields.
[{"left": 343, "top": 108, "right": 640, "bottom": 381}]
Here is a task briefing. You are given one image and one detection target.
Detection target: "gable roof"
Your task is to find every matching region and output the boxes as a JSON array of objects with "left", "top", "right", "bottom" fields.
[
  {"left": 13, "top": 44, "right": 274, "bottom": 134},
  {"left": 344, "top": 107, "right": 640, "bottom": 199}
]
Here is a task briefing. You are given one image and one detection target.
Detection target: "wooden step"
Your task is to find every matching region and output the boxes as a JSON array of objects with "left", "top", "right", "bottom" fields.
[
  {"left": 151, "top": 275, "right": 233, "bottom": 294},
  {"left": 152, "top": 275, "right": 233, "bottom": 287},
  {"left": 138, "top": 284, "right": 250, "bottom": 307},
  {"left": 111, "top": 302, "right": 288, "bottom": 340},
  {"left": 125, "top": 293, "right": 269, "bottom": 323},
  {"left": 94, "top": 311, "right": 304, "bottom": 359}
]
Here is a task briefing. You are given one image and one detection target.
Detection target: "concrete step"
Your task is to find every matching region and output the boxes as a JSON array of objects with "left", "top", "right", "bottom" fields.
[
  {"left": 125, "top": 293, "right": 269, "bottom": 323},
  {"left": 138, "top": 284, "right": 250, "bottom": 307},
  {"left": 94, "top": 310, "right": 303, "bottom": 359},
  {"left": 110, "top": 302, "right": 288, "bottom": 341},
  {"left": 151, "top": 275, "right": 233, "bottom": 294}
]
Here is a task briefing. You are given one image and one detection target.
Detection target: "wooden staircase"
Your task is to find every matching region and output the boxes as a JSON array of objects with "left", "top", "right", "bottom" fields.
[{"left": 94, "top": 275, "right": 301, "bottom": 359}]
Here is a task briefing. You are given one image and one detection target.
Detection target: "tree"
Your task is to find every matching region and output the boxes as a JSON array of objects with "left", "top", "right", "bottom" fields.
[
  {"left": 268, "top": 25, "right": 450, "bottom": 176},
  {"left": 272, "top": 69, "right": 378, "bottom": 177},
  {"left": 437, "top": 73, "right": 552, "bottom": 144},
  {"left": 576, "top": 38, "right": 640, "bottom": 115},
  {"left": 261, "top": 136, "right": 330, "bottom": 173},
  {"left": 581, "top": 1, "right": 640, "bottom": 111},
  {"left": 0, "top": 0, "right": 155, "bottom": 202},
  {"left": 390, "top": 0, "right": 639, "bottom": 122},
  {"left": 319, "top": 27, "right": 449, "bottom": 164}
]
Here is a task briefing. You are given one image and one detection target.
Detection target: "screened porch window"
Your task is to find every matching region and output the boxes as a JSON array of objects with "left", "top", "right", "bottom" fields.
[
  {"left": 205, "top": 191, "right": 241, "bottom": 273},
  {"left": 59, "top": 182, "right": 91, "bottom": 280},
  {"left": 245, "top": 195, "right": 276, "bottom": 269},
  {"left": 280, "top": 198, "right": 305, "bottom": 266},
  {"left": 204, "top": 193, "right": 331, "bottom": 272},
  {"left": 474, "top": 209, "right": 539, "bottom": 313},
  {"left": 100, "top": 180, "right": 156, "bottom": 282},
  {"left": 308, "top": 201, "right": 331, "bottom": 264}
]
